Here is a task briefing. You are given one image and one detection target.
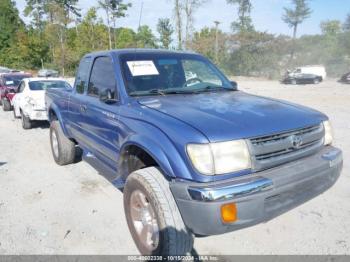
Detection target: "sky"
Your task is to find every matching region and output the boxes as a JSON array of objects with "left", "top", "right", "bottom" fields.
[{"left": 15, "top": 0, "right": 350, "bottom": 37}]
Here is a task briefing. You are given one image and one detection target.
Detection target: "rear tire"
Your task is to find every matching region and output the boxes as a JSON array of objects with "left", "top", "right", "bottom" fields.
[
  {"left": 313, "top": 78, "right": 320, "bottom": 84},
  {"left": 2, "top": 99, "right": 11, "bottom": 111},
  {"left": 50, "top": 120, "right": 76, "bottom": 165},
  {"left": 124, "top": 167, "right": 194, "bottom": 256},
  {"left": 291, "top": 79, "right": 297, "bottom": 85},
  {"left": 21, "top": 111, "right": 32, "bottom": 129}
]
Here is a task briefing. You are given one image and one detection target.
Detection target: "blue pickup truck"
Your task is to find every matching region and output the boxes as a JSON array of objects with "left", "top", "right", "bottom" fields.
[{"left": 46, "top": 49, "right": 343, "bottom": 255}]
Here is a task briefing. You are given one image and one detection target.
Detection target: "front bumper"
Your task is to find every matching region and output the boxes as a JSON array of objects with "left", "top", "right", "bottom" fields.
[{"left": 170, "top": 146, "right": 343, "bottom": 236}]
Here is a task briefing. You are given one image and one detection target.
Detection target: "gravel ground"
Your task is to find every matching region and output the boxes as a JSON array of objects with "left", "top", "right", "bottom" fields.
[{"left": 0, "top": 79, "right": 349, "bottom": 255}]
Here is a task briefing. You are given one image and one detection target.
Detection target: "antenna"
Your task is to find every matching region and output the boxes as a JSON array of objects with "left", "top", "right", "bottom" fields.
[{"left": 138, "top": 1, "right": 144, "bottom": 31}]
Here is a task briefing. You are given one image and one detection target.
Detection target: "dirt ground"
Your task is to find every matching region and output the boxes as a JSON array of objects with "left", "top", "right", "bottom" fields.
[{"left": 0, "top": 79, "right": 349, "bottom": 255}]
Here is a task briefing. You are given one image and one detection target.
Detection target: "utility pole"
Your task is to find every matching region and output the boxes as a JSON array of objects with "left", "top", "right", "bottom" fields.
[{"left": 214, "top": 21, "right": 220, "bottom": 63}]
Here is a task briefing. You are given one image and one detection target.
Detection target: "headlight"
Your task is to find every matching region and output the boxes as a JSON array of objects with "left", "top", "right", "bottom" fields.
[
  {"left": 187, "top": 140, "right": 251, "bottom": 176},
  {"left": 323, "top": 120, "right": 333, "bottom": 145}
]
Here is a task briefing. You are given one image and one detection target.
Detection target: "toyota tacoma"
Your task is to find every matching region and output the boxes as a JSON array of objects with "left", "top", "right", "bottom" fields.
[{"left": 46, "top": 49, "right": 343, "bottom": 256}]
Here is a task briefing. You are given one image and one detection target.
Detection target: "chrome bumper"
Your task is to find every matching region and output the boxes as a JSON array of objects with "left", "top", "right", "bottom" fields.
[{"left": 188, "top": 176, "right": 273, "bottom": 202}]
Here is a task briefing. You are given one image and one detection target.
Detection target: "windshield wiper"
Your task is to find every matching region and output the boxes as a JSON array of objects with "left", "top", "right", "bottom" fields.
[
  {"left": 194, "top": 85, "right": 234, "bottom": 93},
  {"left": 130, "top": 89, "right": 198, "bottom": 97}
]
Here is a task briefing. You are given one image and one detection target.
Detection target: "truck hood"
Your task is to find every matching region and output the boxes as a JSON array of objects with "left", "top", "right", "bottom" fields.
[{"left": 138, "top": 91, "right": 327, "bottom": 142}]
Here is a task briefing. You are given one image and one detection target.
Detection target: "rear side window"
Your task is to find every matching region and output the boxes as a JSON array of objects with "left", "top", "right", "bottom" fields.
[
  {"left": 18, "top": 81, "right": 25, "bottom": 93},
  {"left": 75, "top": 57, "right": 91, "bottom": 94},
  {"left": 87, "top": 56, "right": 116, "bottom": 98}
]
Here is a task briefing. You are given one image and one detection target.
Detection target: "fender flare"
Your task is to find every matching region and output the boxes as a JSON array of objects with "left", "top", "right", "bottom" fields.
[
  {"left": 47, "top": 104, "right": 70, "bottom": 137},
  {"left": 118, "top": 134, "right": 177, "bottom": 181}
]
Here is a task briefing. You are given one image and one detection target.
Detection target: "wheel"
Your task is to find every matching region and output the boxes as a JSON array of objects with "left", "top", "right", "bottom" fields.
[
  {"left": 124, "top": 167, "right": 194, "bottom": 256},
  {"left": 50, "top": 120, "right": 76, "bottom": 165},
  {"left": 291, "top": 79, "right": 297, "bottom": 85},
  {"left": 21, "top": 111, "right": 32, "bottom": 129},
  {"left": 2, "top": 99, "right": 12, "bottom": 111},
  {"left": 313, "top": 78, "right": 320, "bottom": 84}
]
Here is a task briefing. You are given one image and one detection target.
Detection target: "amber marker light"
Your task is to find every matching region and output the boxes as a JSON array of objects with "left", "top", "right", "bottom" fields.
[{"left": 221, "top": 203, "right": 238, "bottom": 223}]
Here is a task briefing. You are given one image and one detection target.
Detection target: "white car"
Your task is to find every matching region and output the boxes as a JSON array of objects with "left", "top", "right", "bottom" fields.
[
  {"left": 288, "top": 65, "right": 327, "bottom": 81},
  {"left": 12, "top": 78, "right": 71, "bottom": 129}
]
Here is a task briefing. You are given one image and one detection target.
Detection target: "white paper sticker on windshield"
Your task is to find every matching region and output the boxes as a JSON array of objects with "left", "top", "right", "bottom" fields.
[
  {"left": 127, "top": 61, "right": 159, "bottom": 76},
  {"left": 5, "top": 81, "right": 14, "bottom": 85}
]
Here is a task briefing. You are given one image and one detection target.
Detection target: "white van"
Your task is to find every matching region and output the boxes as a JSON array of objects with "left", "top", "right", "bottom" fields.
[{"left": 288, "top": 66, "right": 327, "bottom": 80}]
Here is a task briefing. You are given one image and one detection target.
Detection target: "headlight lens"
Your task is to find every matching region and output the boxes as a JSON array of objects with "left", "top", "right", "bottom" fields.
[
  {"left": 323, "top": 120, "right": 333, "bottom": 145},
  {"left": 187, "top": 140, "right": 251, "bottom": 176},
  {"left": 186, "top": 144, "right": 214, "bottom": 175}
]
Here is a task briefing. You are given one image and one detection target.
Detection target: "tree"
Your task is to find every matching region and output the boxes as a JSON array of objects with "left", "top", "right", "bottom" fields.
[
  {"left": 343, "top": 14, "right": 350, "bottom": 32},
  {"left": 136, "top": 25, "right": 157, "bottom": 48},
  {"left": 74, "top": 7, "right": 109, "bottom": 56},
  {"left": 282, "top": 0, "right": 312, "bottom": 61},
  {"left": 24, "top": 0, "right": 47, "bottom": 33},
  {"left": 98, "top": 0, "right": 131, "bottom": 49},
  {"left": 227, "top": 0, "right": 254, "bottom": 33},
  {"left": 157, "top": 18, "right": 174, "bottom": 49},
  {"left": 282, "top": 0, "right": 312, "bottom": 39},
  {"left": 115, "top": 27, "right": 136, "bottom": 48},
  {"left": 321, "top": 20, "right": 342, "bottom": 36},
  {"left": 183, "top": 0, "right": 206, "bottom": 47},
  {"left": 0, "top": 0, "right": 24, "bottom": 52},
  {"left": 174, "top": 0, "right": 183, "bottom": 49}
]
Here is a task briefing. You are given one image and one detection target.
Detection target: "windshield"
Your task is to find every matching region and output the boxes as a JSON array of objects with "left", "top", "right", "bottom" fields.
[
  {"left": 120, "top": 53, "right": 234, "bottom": 96},
  {"left": 29, "top": 80, "right": 71, "bottom": 91},
  {"left": 3, "top": 75, "right": 29, "bottom": 87}
]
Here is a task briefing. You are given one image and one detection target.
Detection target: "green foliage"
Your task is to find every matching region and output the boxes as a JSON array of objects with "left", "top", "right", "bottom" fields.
[
  {"left": 115, "top": 28, "right": 136, "bottom": 48},
  {"left": 136, "top": 25, "right": 157, "bottom": 48},
  {"left": 343, "top": 14, "right": 350, "bottom": 32},
  {"left": 157, "top": 18, "right": 174, "bottom": 49},
  {"left": 0, "top": 0, "right": 24, "bottom": 52},
  {"left": 282, "top": 0, "right": 312, "bottom": 38},
  {"left": 321, "top": 20, "right": 342, "bottom": 36},
  {"left": 1, "top": 0, "right": 348, "bottom": 79},
  {"left": 227, "top": 0, "right": 254, "bottom": 33}
]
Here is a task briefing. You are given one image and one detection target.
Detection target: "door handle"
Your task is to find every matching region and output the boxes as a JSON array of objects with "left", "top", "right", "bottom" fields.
[{"left": 80, "top": 105, "right": 87, "bottom": 113}]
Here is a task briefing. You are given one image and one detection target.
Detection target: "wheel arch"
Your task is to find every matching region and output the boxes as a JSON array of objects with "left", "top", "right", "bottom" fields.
[
  {"left": 47, "top": 105, "right": 70, "bottom": 137},
  {"left": 118, "top": 136, "right": 177, "bottom": 183}
]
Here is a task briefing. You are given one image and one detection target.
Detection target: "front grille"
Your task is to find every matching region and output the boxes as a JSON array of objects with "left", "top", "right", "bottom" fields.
[{"left": 248, "top": 124, "right": 325, "bottom": 171}]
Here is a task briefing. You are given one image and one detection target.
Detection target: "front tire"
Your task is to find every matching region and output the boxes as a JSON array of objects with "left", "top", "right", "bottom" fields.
[
  {"left": 313, "top": 78, "right": 320, "bottom": 84},
  {"left": 124, "top": 167, "right": 194, "bottom": 256},
  {"left": 21, "top": 111, "right": 32, "bottom": 129},
  {"left": 2, "top": 99, "right": 12, "bottom": 111},
  {"left": 50, "top": 120, "right": 76, "bottom": 165}
]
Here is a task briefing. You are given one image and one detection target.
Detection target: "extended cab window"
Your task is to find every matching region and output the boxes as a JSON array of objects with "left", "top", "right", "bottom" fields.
[
  {"left": 75, "top": 57, "right": 91, "bottom": 94},
  {"left": 88, "top": 56, "right": 116, "bottom": 98}
]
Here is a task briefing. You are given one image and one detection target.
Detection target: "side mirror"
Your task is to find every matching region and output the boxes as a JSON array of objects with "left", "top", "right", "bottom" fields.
[
  {"left": 99, "top": 88, "right": 117, "bottom": 104},
  {"left": 230, "top": 81, "right": 238, "bottom": 90}
]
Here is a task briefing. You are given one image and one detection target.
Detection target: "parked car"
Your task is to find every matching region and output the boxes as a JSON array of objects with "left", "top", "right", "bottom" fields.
[
  {"left": 0, "top": 72, "right": 32, "bottom": 111},
  {"left": 37, "top": 69, "right": 59, "bottom": 78},
  {"left": 339, "top": 72, "right": 350, "bottom": 84},
  {"left": 287, "top": 65, "right": 327, "bottom": 80},
  {"left": 46, "top": 49, "right": 343, "bottom": 256},
  {"left": 12, "top": 78, "right": 71, "bottom": 129},
  {"left": 282, "top": 73, "right": 323, "bottom": 85}
]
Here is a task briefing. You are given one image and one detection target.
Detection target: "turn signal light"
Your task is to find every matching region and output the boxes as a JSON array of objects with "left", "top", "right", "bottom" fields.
[{"left": 221, "top": 203, "right": 238, "bottom": 223}]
